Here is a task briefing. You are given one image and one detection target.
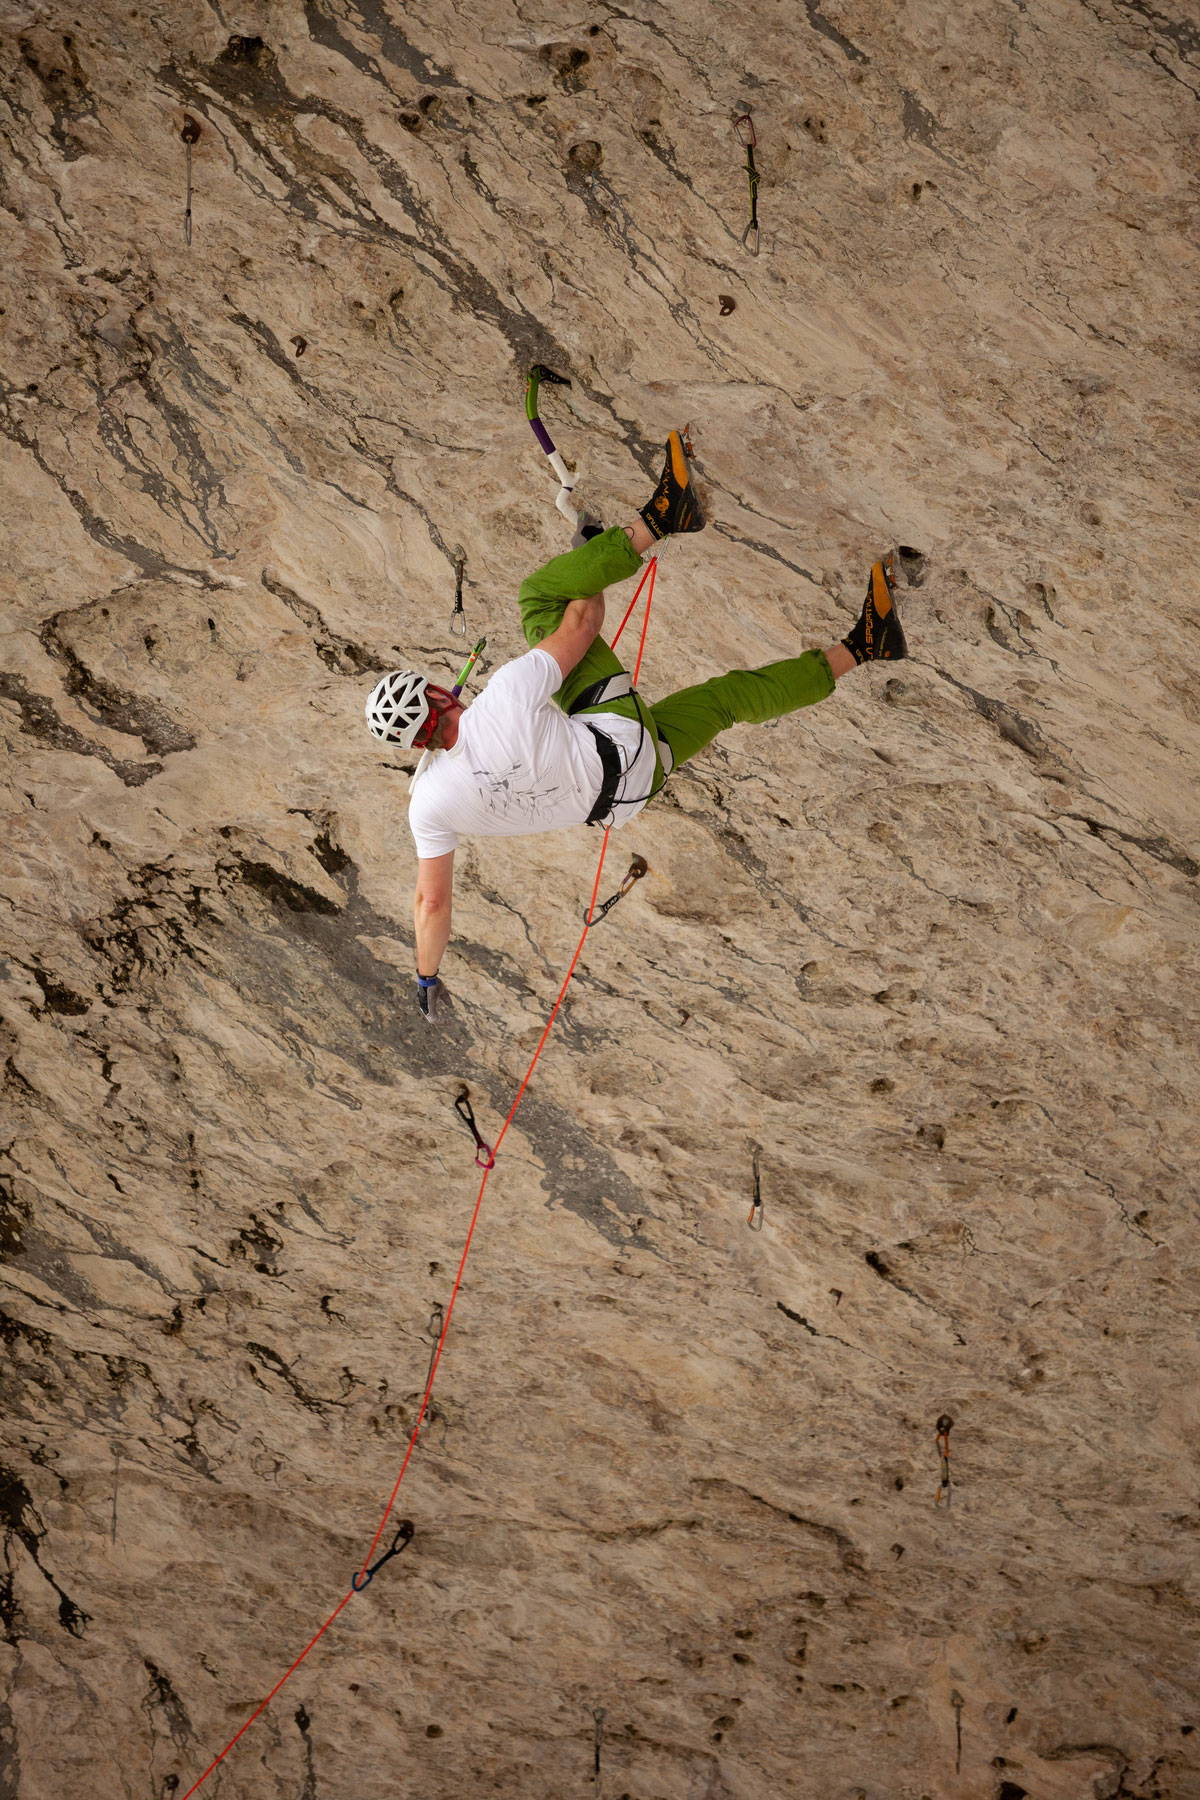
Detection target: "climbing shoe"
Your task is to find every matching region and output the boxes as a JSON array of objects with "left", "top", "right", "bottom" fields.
[
  {"left": 639, "top": 428, "right": 705, "bottom": 540},
  {"left": 842, "top": 552, "right": 908, "bottom": 663}
]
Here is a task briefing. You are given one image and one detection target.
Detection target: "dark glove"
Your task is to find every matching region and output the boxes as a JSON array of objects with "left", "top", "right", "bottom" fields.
[{"left": 417, "top": 974, "right": 447, "bottom": 1022}]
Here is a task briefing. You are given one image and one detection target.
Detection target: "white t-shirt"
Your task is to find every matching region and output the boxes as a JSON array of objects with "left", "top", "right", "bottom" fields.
[{"left": 408, "top": 648, "right": 657, "bottom": 859}]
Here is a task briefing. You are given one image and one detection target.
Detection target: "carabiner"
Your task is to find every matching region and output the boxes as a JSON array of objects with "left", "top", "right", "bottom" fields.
[
  {"left": 351, "top": 1519, "right": 414, "bottom": 1591},
  {"left": 585, "top": 854, "right": 649, "bottom": 926},
  {"left": 747, "top": 1146, "right": 764, "bottom": 1230},
  {"left": 454, "top": 1085, "right": 495, "bottom": 1169},
  {"left": 449, "top": 552, "right": 468, "bottom": 635}
]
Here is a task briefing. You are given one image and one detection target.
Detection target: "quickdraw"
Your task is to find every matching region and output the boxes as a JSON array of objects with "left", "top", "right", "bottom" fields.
[
  {"left": 935, "top": 1413, "right": 954, "bottom": 1506},
  {"left": 181, "top": 115, "right": 200, "bottom": 245},
  {"left": 732, "top": 110, "right": 760, "bottom": 255},
  {"left": 585, "top": 854, "right": 648, "bottom": 926},
  {"left": 449, "top": 549, "right": 467, "bottom": 636},
  {"left": 421, "top": 1302, "right": 444, "bottom": 1404},
  {"left": 351, "top": 1519, "right": 414, "bottom": 1591},
  {"left": 747, "top": 1147, "right": 764, "bottom": 1231},
  {"left": 454, "top": 1085, "right": 495, "bottom": 1169},
  {"left": 525, "top": 363, "right": 582, "bottom": 530}
]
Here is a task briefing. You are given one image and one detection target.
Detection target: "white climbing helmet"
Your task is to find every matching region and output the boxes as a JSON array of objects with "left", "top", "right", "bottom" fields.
[{"left": 364, "top": 669, "right": 432, "bottom": 747}]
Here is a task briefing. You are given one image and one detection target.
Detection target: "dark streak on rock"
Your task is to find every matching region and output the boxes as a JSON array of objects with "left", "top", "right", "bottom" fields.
[
  {"left": 1063, "top": 812, "right": 1198, "bottom": 878},
  {"left": 802, "top": 0, "right": 870, "bottom": 63},
  {"left": 26, "top": 969, "right": 90, "bottom": 1016},
  {"left": 229, "top": 312, "right": 318, "bottom": 394},
  {"left": 865, "top": 1248, "right": 926, "bottom": 1304},
  {"left": 246, "top": 1340, "right": 334, "bottom": 1411},
  {"left": 39, "top": 616, "right": 196, "bottom": 756},
  {"left": 18, "top": 32, "right": 98, "bottom": 161},
  {"left": 0, "top": 1696, "right": 20, "bottom": 1796},
  {"left": 693, "top": 1476, "right": 866, "bottom": 1572},
  {"left": 0, "top": 396, "right": 222, "bottom": 586},
  {"left": 303, "top": 0, "right": 458, "bottom": 88},
  {"left": 1104, "top": 0, "right": 1200, "bottom": 92},
  {"left": 0, "top": 1179, "right": 32, "bottom": 1261},
  {"left": 92, "top": 345, "right": 234, "bottom": 556},
  {"left": 143, "top": 1659, "right": 193, "bottom": 1748},
  {"left": 710, "top": 521, "right": 824, "bottom": 589},
  {"left": 0, "top": 670, "right": 164, "bottom": 786},
  {"left": 295, "top": 1699, "right": 319, "bottom": 1799},
  {"left": 261, "top": 570, "right": 391, "bottom": 676},
  {"left": 935, "top": 668, "right": 1064, "bottom": 766},
  {"left": 43, "top": 1194, "right": 175, "bottom": 1295},
  {"left": 0, "top": 1461, "right": 91, "bottom": 1641},
  {"left": 232, "top": 857, "right": 342, "bottom": 917},
  {"left": 900, "top": 89, "right": 943, "bottom": 150}
]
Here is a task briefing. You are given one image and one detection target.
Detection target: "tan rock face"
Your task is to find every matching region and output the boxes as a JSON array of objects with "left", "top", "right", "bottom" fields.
[{"left": 2, "top": 3, "right": 1198, "bottom": 1796}]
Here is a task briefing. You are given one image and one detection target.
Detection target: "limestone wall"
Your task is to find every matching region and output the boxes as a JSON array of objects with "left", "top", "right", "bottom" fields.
[{"left": 1, "top": 3, "right": 1198, "bottom": 1796}]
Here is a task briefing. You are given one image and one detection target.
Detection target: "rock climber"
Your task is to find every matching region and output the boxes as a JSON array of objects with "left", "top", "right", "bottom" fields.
[{"left": 364, "top": 431, "right": 909, "bottom": 1020}]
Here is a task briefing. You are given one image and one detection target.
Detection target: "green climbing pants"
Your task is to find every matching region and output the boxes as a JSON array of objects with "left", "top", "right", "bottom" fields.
[{"left": 517, "top": 527, "right": 835, "bottom": 781}]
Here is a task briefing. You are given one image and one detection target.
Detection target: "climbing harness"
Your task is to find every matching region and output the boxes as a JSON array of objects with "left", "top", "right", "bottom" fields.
[
  {"left": 525, "top": 364, "right": 582, "bottom": 530},
  {"left": 569, "top": 552, "right": 676, "bottom": 827},
  {"left": 732, "top": 110, "right": 760, "bottom": 255},
  {"left": 454, "top": 1085, "right": 495, "bottom": 1169},
  {"left": 935, "top": 1413, "right": 954, "bottom": 1506},
  {"left": 568, "top": 672, "right": 633, "bottom": 713},
  {"left": 585, "top": 854, "right": 648, "bottom": 926},
  {"left": 449, "top": 549, "right": 467, "bottom": 636},
  {"left": 593, "top": 1705, "right": 606, "bottom": 1796},
  {"left": 350, "top": 1519, "right": 414, "bottom": 1592},
  {"left": 747, "top": 1147, "right": 764, "bottom": 1230},
  {"left": 573, "top": 678, "right": 665, "bottom": 826},
  {"left": 181, "top": 115, "right": 200, "bottom": 246}
]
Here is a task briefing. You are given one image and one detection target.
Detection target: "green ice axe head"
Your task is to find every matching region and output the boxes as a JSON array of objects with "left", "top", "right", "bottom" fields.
[{"left": 525, "top": 363, "right": 571, "bottom": 418}]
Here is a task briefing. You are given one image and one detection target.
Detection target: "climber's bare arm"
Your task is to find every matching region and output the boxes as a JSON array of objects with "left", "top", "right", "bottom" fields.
[
  {"left": 414, "top": 852, "right": 454, "bottom": 978},
  {"left": 538, "top": 594, "right": 607, "bottom": 680}
]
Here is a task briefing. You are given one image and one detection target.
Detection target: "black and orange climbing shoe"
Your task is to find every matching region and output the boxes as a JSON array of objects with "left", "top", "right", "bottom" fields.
[
  {"left": 842, "top": 551, "right": 909, "bottom": 663},
  {"left": 639, "top": 428, "right": 705, "bottom": 541}
]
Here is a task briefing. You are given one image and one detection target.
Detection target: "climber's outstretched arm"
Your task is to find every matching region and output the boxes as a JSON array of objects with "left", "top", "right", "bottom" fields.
[{"left": 414, "top": 853, "right": 454, "bottom": 1017}]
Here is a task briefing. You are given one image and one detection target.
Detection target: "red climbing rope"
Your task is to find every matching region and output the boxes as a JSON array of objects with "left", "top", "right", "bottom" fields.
[{"left": 179, "top": 554, "right": 659, "bottom": 1798}]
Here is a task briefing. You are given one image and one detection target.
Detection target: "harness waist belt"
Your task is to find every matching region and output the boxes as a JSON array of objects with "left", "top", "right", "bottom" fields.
[
  {"left": 568, "top": 671, "right": 633, "bottom": 715},
  {"left": 584, "top": 724, "right": 623, "bottom": 826}
]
